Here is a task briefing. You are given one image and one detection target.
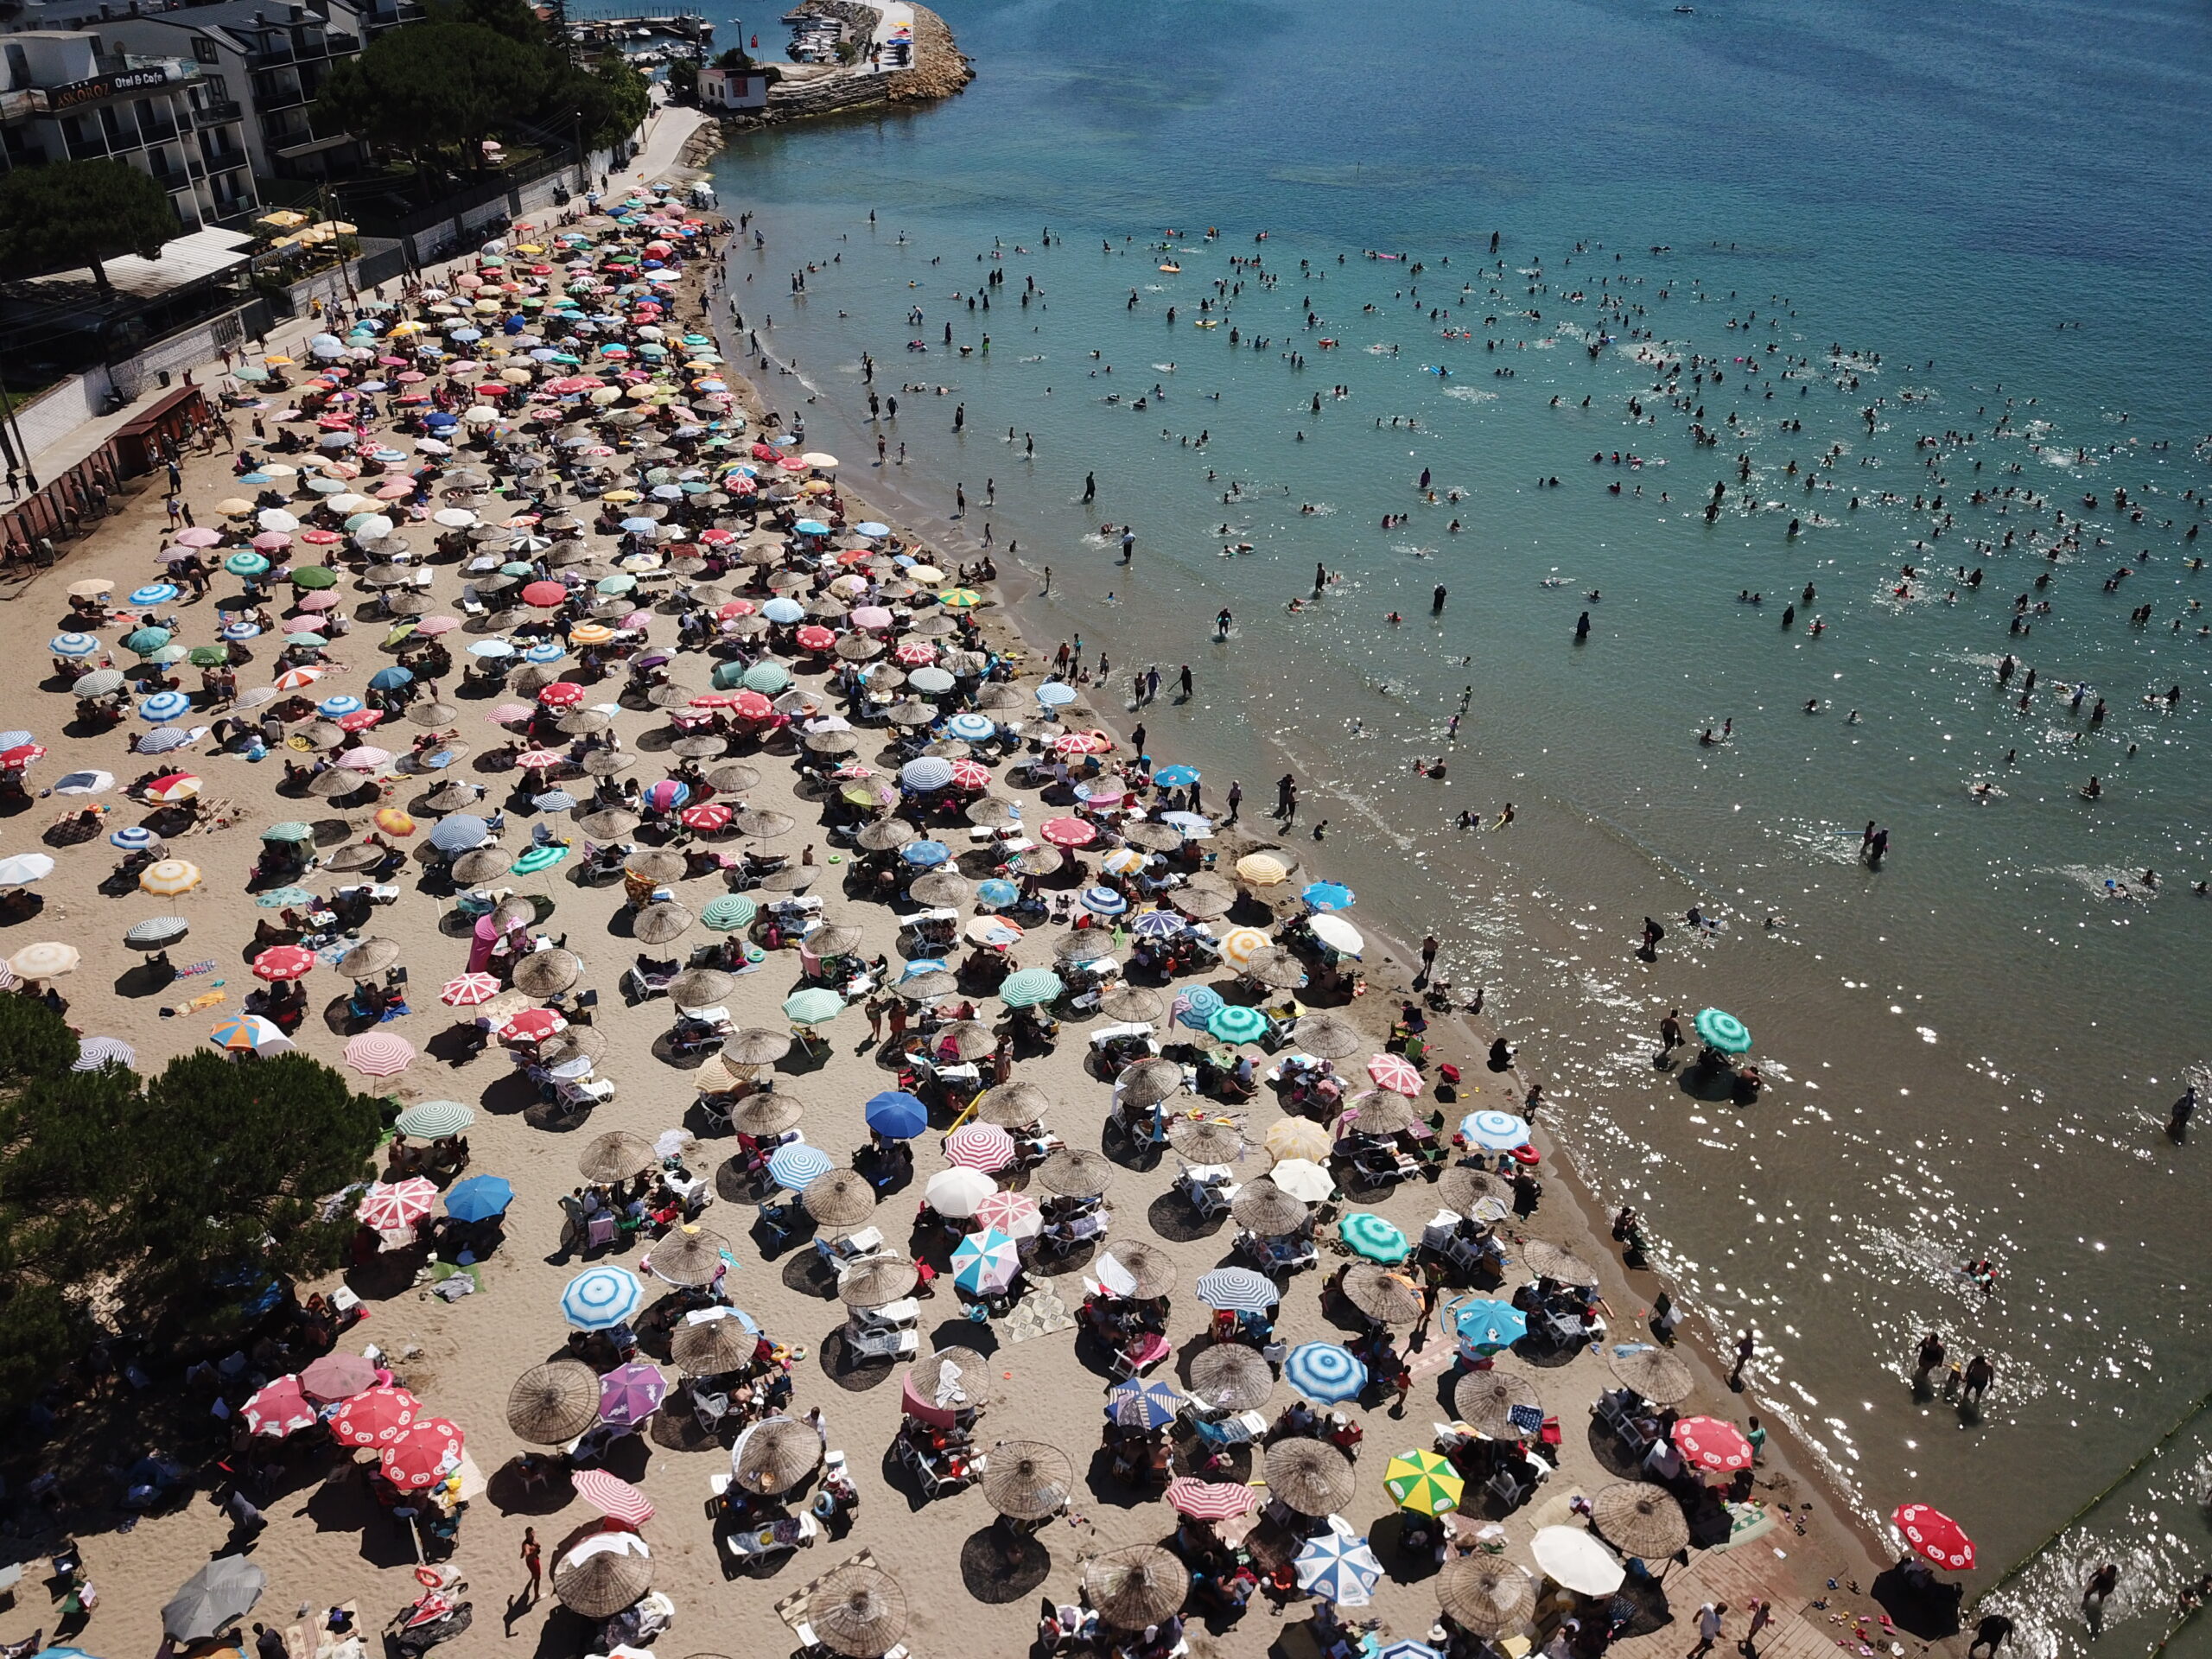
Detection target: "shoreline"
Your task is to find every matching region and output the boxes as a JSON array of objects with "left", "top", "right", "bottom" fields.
[{"left": 702, "top": 232, "right": 1911, "bottom": 1636}]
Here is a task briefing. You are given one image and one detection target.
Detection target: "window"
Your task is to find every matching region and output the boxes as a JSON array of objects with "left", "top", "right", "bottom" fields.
[{"left": 195, "top": 37, "right": 220, "bottom": 63}]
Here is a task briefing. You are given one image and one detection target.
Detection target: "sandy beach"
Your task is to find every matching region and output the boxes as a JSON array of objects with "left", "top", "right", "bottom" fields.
[{"left": 0, "top": 127, "right": 1920, "bottom": 1659}]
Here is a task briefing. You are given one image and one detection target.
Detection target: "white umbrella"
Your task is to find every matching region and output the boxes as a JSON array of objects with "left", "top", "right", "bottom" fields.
[
  {"left": 1529, "top": 1526, "right": 1624, "bottom": 1596},
  {"left": 1309, "top": 914, "right": 1364, "bottom": 957},
  {"left": 924, "top": 1166, "right": 996, "bottom": 1218},
  {"left": 0, "top": 853, "right": 57, "bottom": 887},
  {"left": 1269, "top": 1158, "right": 1335, "bottom": 1203}
]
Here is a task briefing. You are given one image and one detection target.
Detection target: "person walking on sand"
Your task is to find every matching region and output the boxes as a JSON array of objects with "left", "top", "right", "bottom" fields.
[
  {"left": 1688, "top": 1601, "right": 1727, "bottom": 1659},
  {"left": 1225, "top": 780, "right": 1242, "bottom": 823},
  {"left": 521, "top": 1527, "right": 543, "bottom": 1603}
]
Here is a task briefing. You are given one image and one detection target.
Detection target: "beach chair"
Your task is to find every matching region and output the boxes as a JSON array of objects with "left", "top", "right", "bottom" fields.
[
  {"left": 845, "top": 1325, "right": 918, "bottom": 1363},
  {"left": 1110, "top": 1331, "right": 1172, "bottom": 1379},
  {"left": 585, "top": 1214, "right": 619, "bottom": 1251}
]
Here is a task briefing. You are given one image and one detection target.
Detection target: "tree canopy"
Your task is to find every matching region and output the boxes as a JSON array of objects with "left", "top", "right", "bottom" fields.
[
  {"left": 314, "top": 19, "right": 550, "bottom": 172},
  {"left": 0, "top": 997, "right": 382, "bottom": 1410},
  {"left": 0, "top": 158, "right": 181, "bottom": 292}
]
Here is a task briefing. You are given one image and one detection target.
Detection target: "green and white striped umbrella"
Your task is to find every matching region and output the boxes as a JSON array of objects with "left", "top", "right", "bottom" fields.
[
  {"left": 1001, "top": 968, "right": 1064, "bottom": 1008},
  {"left": 700, "top": 894, "right": 757, "bottom": 931},
  {"left": 1338, "top": 1211, "right": 1411, "bottom": 1263},
  {"left": 782, "top": 988, "right": 844, "bottom": 1025},
  {"left": 1693, "top": 1007, "right": 1752, "bottom": 1054},
  {"left": 1206, "top": 1004, "right": 1270, "bottom": 1046},
  {"left": 395, "top": 1100, "right": 476, "bottom": 1138}
]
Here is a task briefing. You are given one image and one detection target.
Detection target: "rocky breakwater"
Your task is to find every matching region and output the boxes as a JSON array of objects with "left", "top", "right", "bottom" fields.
[{"left": 726, "top": 0, "right": 973, "bottom": 127}]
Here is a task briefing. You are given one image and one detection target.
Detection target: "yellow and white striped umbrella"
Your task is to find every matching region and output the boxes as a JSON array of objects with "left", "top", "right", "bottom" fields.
[
  {"left": 1236, "top": 851, "right": 1294, "bottom": 887},
  {"left": 8, "top": 940, "right": 81, "bottom": 980},
  {"left": 1218, "top": 927, "right": 1271, "bottom": 971},
  {"left": 1100, "top": 848, "right": 1146, "bottom": 877},
  {"left": 1264, "top": 1118, "right": 1332, "bottom": 1164},
  {"left": 138, "top": 858, "right": 204, "bottom": 896}
]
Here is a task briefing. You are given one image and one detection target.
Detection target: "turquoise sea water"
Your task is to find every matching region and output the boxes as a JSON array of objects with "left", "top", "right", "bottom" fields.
[{"left": 699, "top": 1, "right": 2212, "bottom": 1648}]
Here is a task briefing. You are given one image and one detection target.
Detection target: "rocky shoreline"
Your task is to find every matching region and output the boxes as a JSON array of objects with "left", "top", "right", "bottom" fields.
[{"left": 717, "top": 0, "right": 973, "bottom": 131}]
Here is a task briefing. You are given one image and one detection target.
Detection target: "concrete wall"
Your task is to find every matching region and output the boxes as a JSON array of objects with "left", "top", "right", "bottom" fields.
[{"left": 12, "top": 303, "right": 262, "bottom": 468}]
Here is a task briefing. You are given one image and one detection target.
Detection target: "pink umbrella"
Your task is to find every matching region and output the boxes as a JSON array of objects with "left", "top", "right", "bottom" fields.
[
  {"left": 251, "top": 531, "right": 293, "bottom": 551},
  {"left": 251, "top": 944, "right": 317, "bottom": 982},
  {"left": 894, "top": 642, "right": 938, "bottom": 666},
  {"left": 174, "top": 526, "right": 222, "bottom": 546},
  {"left": 295, "top": 591, "right": 340, "bottom": 612},
  {"left": 488, "top": 702, "right": 536, "bottom": 724},
  {"left": 243, "top": 1375, "right": 318, "bottom": 1437},
  {"left": 514, "top": 749, "right": 567, "bottom": 770},
  {"left": 1367, "top": 1053, "right": 1422, "bottom": 1096},
  {"left": 415, "top": 616, "right": 460, "bottom": 635},
  {"left": 948, "top": 760, "right": 991, "bottom": 790},
  {"left": 337, "top": 746, "right": 392, "bottom": 770},
  {"left": 944, "top": 1122, "right": 1016, "bottom": 1173},
  {"left": 1039, "top": 817, "right": 1096, "bottom": 849},
  {"left": 440, "top": 971, "right": 501, "bottom": 1007},
  {"left": 345, "top": 1032, "right": 417, "bottom": 1077},
  {"left": 974, "top": 1188, "right": 1042, "bottom": 1239},
  {"left": 850, "top": 606, "right": 894, "bottom": 631},
  {"left": 573, "top": 1468, "right": 656, "bottom": 1526},
  {"left": 596, "top": 1360, "right": 668, "bottom": 1427},
  {"left": 301, "top": 1352, "right": 378, "bottom": 1402},
  {"left": 1166, "top": 1477, "right": 1259, "bottom": 1521},
  {"left": 358, "top": 1177, "right": 435, "bottom": 1229}
]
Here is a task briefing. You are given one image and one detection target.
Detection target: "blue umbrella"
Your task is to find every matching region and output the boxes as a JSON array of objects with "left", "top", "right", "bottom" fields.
[
  {"left": 429, "top": 813, "right": 490, "bottom": 853},
  {"left": 976, "top": 878, "right": 1020, "bottom": 907},
  {"left": 792, "top": 518, "right": 831, "bottom": 536},
  {"left": 444, "top": 1174, "right": 514, "bottom": 1220},
  {"left": 1106, "top": 1378, "right": 1182, "bottom": 1430},
  {"left": 854, "top": 521, "right": 891, "bottom": 537},
  {"left": 137, "top": 727, "right": 194, "bottom": 753},
  {"left": 562, "top": 1265, "right": 644, "bottom": 1330},
  {"left": 532, "top": 790, "right": 578, "bottom": 812},
  {"left": 943, "top": 712, "right": 996, "bottom": 742},
  {"left": 620, "top": 517, "right": 659, "bottom": 535},
  {"left": 1128, "top": 909, "right": 1185, "bottom": 940},
  {"left": 138, "top": 690, "right": 191, "bottom": 722},
  {"left": 130, "top": 582, "right": 181, "bottom": 607},
  {"left": 524, "top": 642, "right": 567, "bottom": 664},
  {"left": 221, "top": 621, "right": 263, "bottom": 641},
  {"left": 767, "top": 1142, "right": 835, "bottom": 1192},
  {"left": 1450, "top": 1299, "right": 1528, "bottom": 1354},
  {"left": 110, "top": 825, "right": 161, "bottom": 850},
  {"left": 48, "top": 632, "right": 100, "bottom": 657},
  {"left": 1194, "top": 1267, "right": 1280, "bottom": 1313},
  {"left": 901, "top": 839, "right": 950, "bottom": 867},
  {"left": 1283, "top": 1342, "right": 1367, "bottom": 1403},
  {"left": 862, "top": 1090, "right": 929, "bottom": 1139},
  {"left": 316, "top": 694, "right": 364, "bottom": 717},
  {"left": 468, "top": 639, "right": 516, "bottom": 658},
  {"left": 1302, "top": 881, "right": 1356, "bottom": 912},
  {"left": 1154, "top": 764, "right": 1200, "bottom": 788},
  {"left": 368, "top": 666, "right": 415, "bottom": 690},
  {"left": 761, "top": 597, "right": 805, "bottom": 624},
  {"left": 1294, "top": 1531, "right": 1383, "bottom": 1605},
  {"left": 900, "top": 757, "right": 954, "bottom": 791},
  {"left": 1460, "top": 1109, "right": 1531, "bottom": 1149},
  {"left": 1081, "top": 887, "right": 1127, "bottom": 917},
  {"left": 1036, "top": 682, "right": 1078, "bottom": 708},
  {"left": 255, "top": 885, "right": 315, "bottom": 907},
  {"left": 1173, "top": 986, "right": 1224, "bottom": 1032}
]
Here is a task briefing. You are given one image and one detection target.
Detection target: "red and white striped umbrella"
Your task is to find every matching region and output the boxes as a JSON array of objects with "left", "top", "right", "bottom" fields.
[
  {"left": 893, "top": 641, "right": 938, "bottom": 666},
  {"left": 680, "top": 803, "right": 733, "bottom": 832},
  {"left": 357, "top": 1177, "right": 437, "bottom": 1231},
  {"left": 251, "top": 944, "right": 318, "bottom": 982},
  {"left": 573, "top": 1468, "right": 656, "bottom": 1526},
  {"left": 947, "top": 760, "right": 991, "bottom": 790},
  {"left": 1166, "top": 1476, "right": 1259, "bottom": 1521},
  {"left": 331, "top": 1384, "right": 419, "bottom": 1447},
  {"left": 345, "top": 1031, "right": 417, "bottom": 1077},
  {"left": 379, "top": 1416, "right": 466, "bottom": 1490},
  {"left": 440, "top": 971, "right": 501, "bottom": 1007},
  {"left": 1366, "top": 1053, "right": 1422, "bottom": 1096},
  {"left": 944, "top": 1122, "right": 1017, "bottom": 1173},
  {"left": 974, "top": 1187, "right": 1043, "bottom": 1239},
  {"left": 514, "top": 749, "right": 567, "bottom": 771},
  {"left": 1039, "top": 817, "right": 1096, "bottom": 848},
  {"left": 1671, "top": 1416, "right": 1754, "bottom": 1472},
  {"left": 243, "top": 1375, "right": 318, "bottom": 1438},
  {"left": 144, "top": 771, "right": 201, "bottom": 803}
]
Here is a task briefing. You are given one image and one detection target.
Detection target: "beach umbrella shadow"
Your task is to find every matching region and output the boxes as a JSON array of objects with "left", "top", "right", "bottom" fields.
[
  {"left": 478, "top": 1071, "right": 543, "bottom": 1116},
  {"left": 958, "top": 1524, "right": 1052, "bottom": 1603},
  {"left": 297, "top": 1473, "right": 421, "bottom": 1568},
  {"left": 114, "top": 961, "right": 178, "bottom": 998},
  {"left": 1144, "top": 1191, "right": 1224, "bottom": 1245},
  {"left": 815, "top": 1327, "right": 899, "bottom": 1393},
  {"left": 484, "top": 1458, "right": 575, "bottom": 1516},
  {"left": 779, "top": 1249, "right": 841, "bottom": 1300},
  {"left": 1871, "top": 1563, "right": 1964, "bottom": 1639}
]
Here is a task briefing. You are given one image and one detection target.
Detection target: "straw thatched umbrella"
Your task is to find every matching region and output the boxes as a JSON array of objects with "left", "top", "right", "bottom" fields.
[
  {"left": 1117, "top": 1057, "right": 1185, "bottom": 1109},
  {"left": 1166, "top": 1115, "right": 1245, "bottom": 1163},
  {"left": 645, "top": 683, "right": 698, "bottom": 709},
  {"left": 668, "top": 967, "right": 736, "bottom": 1008},
  {"left": 721, "top": 1027, "right": 792, "bottom": 1066},
  {"left": 1189, "top": 1344, "right": 1274, "bottom": 1411},
  {"left": 1351, "top": 1090, "right": 1422, "bottom": 1136},
  {"left": 707, "top": 763, "right": 761, "bottom": 793},
  {"left": 507, "top": 1360, "right": 600, "bottom": 1443},
  {"left": 1522, "top": 1239, "right": 1600, "bottom": 1286},
  {"left": 511, "top": 948, "right": 581, "bottom": 997},
  {"left": 308, "top": 767, "right": 365, "bottom": 798},
  {"left": 325, "top": 843, "right": 385, "bottom": 874},
  {"left": 897, "top": 970, "right": 958, "bottom": 1001},
  {"left": 424, "top": 782, "right": 481, "bottom": 811},
  {"left": 733, "top": 1416, "right": 823, "bottom": 1495},
  {"left": 729, "top": 1091, "right": 803, "bottom": 1136},
  {"left": 1098, "top": 985, "right": 1166, "bottom": 1023},
  {"left": 1005, "top": 846, "right": 1063, "bottom": 877},
  {"left": 936, "top": 1020, "right": 997, "bottom": 1062},
  {"left": 804, "top": 729, "right": 860, "bottom": 756},
  {"left": 907, "top": 870, "right": 971, "bottom": 906},
  {"left": 1097, "top": 1239, "right": 1174, "bottom": 1299},
  {"left": 407, "top": 700, "right": 459, "bottom": 728},
  {"left": 634, "top": 901, "right": 693, "bottom": 944},
  {"left": 1437, "top": 1555, "right": 1535, "bottom": 1637},
  {"left": 1241, "top": 948, "right": 1308, "bottom": 990},
  {"left": 1054, "top": 931, "right": 1117, "bottom": 967},
  {"left": 1439, "top": 1166, "right": 1516, "bottom": 1216},
  {"left": 644, "top": 1224, "right": 732, "bottom": 1287},
  {"left": 973, "top": 1081, "right": 1052, "bottom": 1127},
  {"left": 1037, "top": 1147, "right": 1113, "bottom": 1198},
  {"left": 1592, "top": 1481, "right": 1690, "bottom": 1560},
  {"left": 626, "top": 847, "right": 686, "bottom": 882},
  {"left": 814, "top": 924, "right": 865, "bottom": 957},
  {"left": 339, "top": 937, "right": 402, "bottom": 978},
  {"left": 856, "top": 817, "right": 918, "bottom": 852},
  {"left": 963, "top": 796, "right": 1020, "bottom": 829},
  {"left": 734, "top": 809, "right": 794, "bottom": 840},
  {"left": 581, "top": 749, "right": 634, "bottom": 776},
  {"left": 1342, "top": 1263, "right": 1425, "bottom": 1324},
  {"left": 671, "top": 1315, "right": 758, "bottom": 1375},
  {"left": 981, "top": 1440, "right": 1075, "bottom": 1520},
  {"left": 1119, "top": 822, "right": 1182, "bottom": 853},
  {"left": 1608, "top": 1347, "right": 1695, "bottom": 1407},
  {"left": 883, "top": 698, "right": 935, "bottom": 727},
  {"left": 1263, "top": 1439, "right": 1355, "bottom": 1516},
  {"left": 673, "top": 734, "right": 728, "bottom": 759},
  {"left": 576, "top": 808, "right": 640, "bottom": 839},
  {"left": 579, "top": 1130, "right": 656, "bottom": 1183},
  {"left": 552, "top": 1543, "right": 651, "bottom": 1619},
  {"left": 810, "top": 1563, "right": 908, "bottom": 1658},
  {"left": 803, "top": 1169, "right": 876, "bottom": 1228},
  {"left": 1454, "top": 1367, "right": 1541, "bottom": 1439},
  {"left": 1230, "top": 1179, "right": 1306, "bottom": 1236},
  {"left": 837, "top": 1255, "right": 918, "bottom": 1309},
  {"left": 1084, "top": 1546, "right": 1189, "bottom": 1630},
  {"left": 1170, "top": 888, "right": 1234, "bottom": 921},
  {"left": 907, "top": 1345, "right": 987, "bottom": 1409},
  {"left": 540, "top": 1027, "right": 607, "bottom": 1068},
  {"left": 451, "top": 847, "right": 513, "bottom": 884}
]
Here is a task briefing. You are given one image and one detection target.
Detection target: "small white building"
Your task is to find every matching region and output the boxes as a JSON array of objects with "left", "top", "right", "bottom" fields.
[{"left": 697, "top": 64, "right": 769, "bottom": 111}]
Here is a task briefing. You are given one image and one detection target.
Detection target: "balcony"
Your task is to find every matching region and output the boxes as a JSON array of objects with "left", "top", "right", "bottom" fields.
[
  {"left": 138, "top": 118, "right": 181, "bottom": 143},
  {"left": 65, "top": 132, "right": 112, "bottom": 160},
  {"left": 194, "top": 99, "right": 244, "bottom": 125}
]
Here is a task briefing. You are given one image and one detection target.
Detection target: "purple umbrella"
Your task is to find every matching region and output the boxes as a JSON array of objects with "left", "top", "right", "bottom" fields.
[{"left": 597, "top": 1359, "right": 669, "bottom": 1427}]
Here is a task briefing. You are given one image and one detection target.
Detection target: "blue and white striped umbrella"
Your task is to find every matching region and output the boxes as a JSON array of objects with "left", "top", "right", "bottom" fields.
[
  {"left": 1460, "top": 1109, "right": 1531, "bottom": 1150},
  {"left": 943, "top": 712, "right": 996, "bottom": 742},
  {"left": 561, "top": 1265, "right": 644, "bottom": 1331},
  {"left": 130, "top": 583, "right": 180, "bottom": 607},
  {"left": 1106, "top": 1378, "right": 1182, "bottom": 1430},
  {"left": 49, "top": 632, "right": 100, "bottom": 657},
  {"left": 761, "top": 597, "right": 805, "bottom": 624},
  {"left": 524, "top": 642, "right": 566, "bottom": 664},
  {"left": 1036, "top": 682, "right": 1077, "bottom": 708},
  {"left": 429, "top": 814, "right": 490, "bottom": 853},
  {"left": 976, "top": 878, "right": 1020, "bottom": 908},
  {"left": 951, "top": 1229, "right": 1022, "bottom": 1294},
  {"left": 317, "top": 695, "right": 364, "bottom": 718},
  {"left": 222, "top": 621, "right": 264, "bottom": 641},
  {"left": 1128, "top": 910, "right": 1185, "bottom": 940},
  {"left": 766, "top": 1142, "right": 835, "bottom": 1192},
  {"left": 1172, "top": 986, "right": 1224, "bottom": 1032},
  {"left": 1193, "top": 1267, "right": 1280, "bottom": 1313},
  {"left": 1301, "top": 881, "right": 1356, "bottom": 913},
  {"left": 0, "top": 731, "right": 32, "bottom": 748},
  {"left": 532, "top": 790, "right": 578, "bottom": 812},
  {"left": 1283, "top": 1342, "right": 1368, "bottom": 1404},
  {"left": 138, "top": 691, "right": 191, "bottom": 722},
  {"left": 1081, "top": 887, "right": 1128, "bottom": 916},
  {"left": 137, "top": 727, "right": 194, "bottom": 753},
  {"left": 1294, "top": 1531, "right": 1383, "bottom": 1606},
  {"left": 900, "top": 839, "right": 950, "bottom": 867},
  {"left": 899, "top": 757, "right": 954, "bottom": 791},
  {"left": 73, "top": 1035, "right": 137, "bottom": 1071},
  {"left": 111, "top": 825, "right": 161, "bottom": 850}
]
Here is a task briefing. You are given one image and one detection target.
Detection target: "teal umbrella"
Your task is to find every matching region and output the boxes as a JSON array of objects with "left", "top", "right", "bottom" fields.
[
  {"left": 1207, "top": 1004, "right": 1270, "bottom": 1046},
  {"left": 595, "top": 574, "right": 637, "bottom": 595},
  {"left": 513, "top": 842, "right": 569, "bottom": 874},
  {"left": 261, "top": 821, "right": 314, "bottom": 842},
  {"left": 122, "top": 626, "right": 172, "bottom": 656},
  {"left": 701, "top": 894, "right": 757, "bottom": 931},
  {"left": 1001, "top": 968, "right": 1064, "bottom": 1008},
  {"left": 741, "top": 661, "right": 790, "bottom": 694},
  {"left": 783, "top": 988, "right": 843, "bottom": 1025},
  {"left": 1694, "top": 1007, "right": 1752, "bottom": 1054},
  {"left": 224, "top": 551, "right": 270, "bottom": 576},
  {"left": 1338, "top": 1211, "right": 1410, "bottom": 1263}
]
